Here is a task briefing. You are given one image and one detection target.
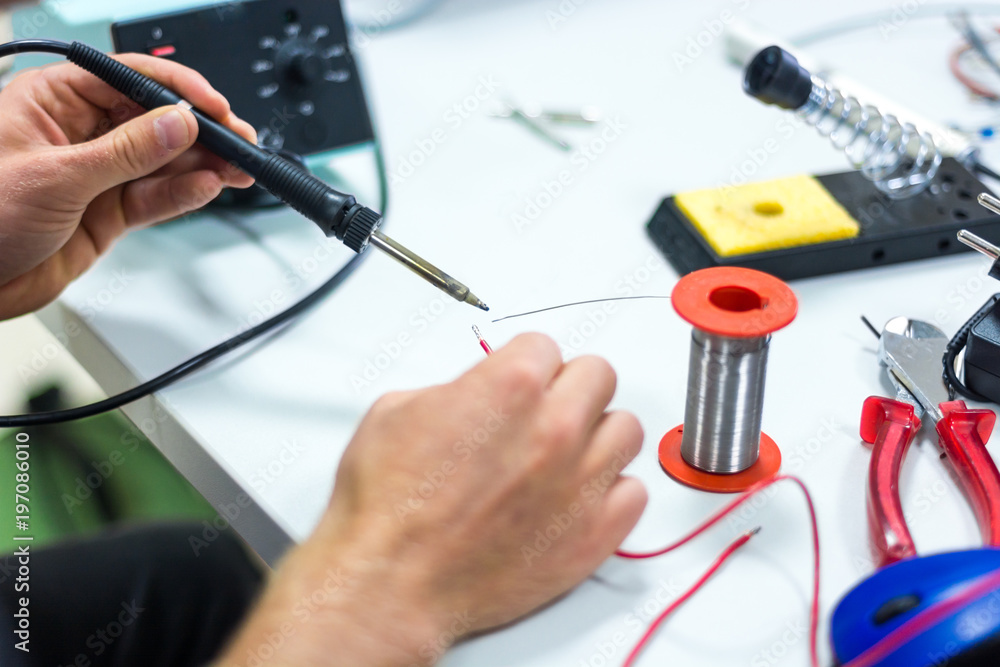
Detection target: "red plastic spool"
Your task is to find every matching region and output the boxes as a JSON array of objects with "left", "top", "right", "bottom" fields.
[{"left": 660, "top": 267, "right": 797, "bottom": 493}]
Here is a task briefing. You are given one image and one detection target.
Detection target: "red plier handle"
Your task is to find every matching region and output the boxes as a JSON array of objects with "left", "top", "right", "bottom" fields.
[
  {"left": 860, "top": 397, "right": 922, "bottom": 568},
  {"left": 861, "top": 397, "right": 1000, "bottom": 569},
  {"left": 937, "top": 401, "right": 1000, "bottom": 548}
]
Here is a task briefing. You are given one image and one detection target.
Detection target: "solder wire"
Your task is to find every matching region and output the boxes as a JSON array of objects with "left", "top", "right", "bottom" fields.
[{"left": 680, "top": 330, "right": 770, "bottom": 474}]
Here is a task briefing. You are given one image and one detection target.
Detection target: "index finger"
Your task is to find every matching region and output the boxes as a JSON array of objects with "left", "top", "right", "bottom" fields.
[
  {"left": 466, "top": 332, "right": 564, "bottom": 400},
  {"left": 57, "top": 52, "right": 233, "bottom": 122}
]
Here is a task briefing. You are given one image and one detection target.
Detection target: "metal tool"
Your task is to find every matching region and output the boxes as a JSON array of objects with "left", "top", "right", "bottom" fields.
[
  {"left": 368, "top": 231, "right": 487, "bottom": 310},
  {"left": 864, "top": 316, "right": 1000, "bottom": 566},
  {"left": 488, "top": 105, "right": 602, "bottom": 125},
  {"left": 495, "top": 102, "right": 572, "bottom": 151},
  {"left": 743, "top": 46, "right": 946, "bottom": 198},
  {"left": 829, "top": 316, "right": 1000, "bottom": 666}
]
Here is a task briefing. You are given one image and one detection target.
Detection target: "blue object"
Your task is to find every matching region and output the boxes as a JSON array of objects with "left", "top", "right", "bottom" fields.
[{"left": 831, "top": 549, "right": 1000, "bottom": 666}]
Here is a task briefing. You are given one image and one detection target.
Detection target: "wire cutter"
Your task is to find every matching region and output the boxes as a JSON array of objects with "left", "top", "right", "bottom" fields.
[
  {"left": 860, "top": 316, "right": 1000, "bottom": 565},
  {"left": 830, "top": 316, "right": 1000, "bottom": 666}
]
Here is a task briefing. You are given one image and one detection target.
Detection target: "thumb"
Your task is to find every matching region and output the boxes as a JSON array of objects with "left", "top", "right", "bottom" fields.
[{"left": 63, "top": 105, "right": 199, "bottom": 195}]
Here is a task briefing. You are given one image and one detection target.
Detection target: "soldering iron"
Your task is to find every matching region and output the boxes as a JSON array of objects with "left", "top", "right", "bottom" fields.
[{"left": 0, "top": 38, "right": 488, "bottom": 311}]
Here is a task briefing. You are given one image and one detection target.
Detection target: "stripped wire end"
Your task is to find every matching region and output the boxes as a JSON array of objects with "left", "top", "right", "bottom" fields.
[
  {"left": 472, "top": 325, "right": 493, "bottom": 356},
  {"left": 747, "top": 526, "right": 763, "bottom": 537}
]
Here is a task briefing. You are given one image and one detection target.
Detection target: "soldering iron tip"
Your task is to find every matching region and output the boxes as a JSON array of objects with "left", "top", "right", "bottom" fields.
[{"left": 465, "top": 293, "right": 489, "bottom": 311}]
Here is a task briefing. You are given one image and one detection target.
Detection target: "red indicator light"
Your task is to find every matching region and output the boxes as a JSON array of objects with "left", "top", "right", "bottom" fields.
[{"left": 150, "top": 45, "right": 176, "bottom": 57}]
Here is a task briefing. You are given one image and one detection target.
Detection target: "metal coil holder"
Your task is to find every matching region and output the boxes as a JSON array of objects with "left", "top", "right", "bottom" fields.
[{"left": 659, "top": 267, "right": 797, "bottom": 493}]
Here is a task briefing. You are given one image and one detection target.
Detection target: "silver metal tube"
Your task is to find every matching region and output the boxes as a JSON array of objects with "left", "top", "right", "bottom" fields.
[{"left": 680, "top": 330, "right": 770, "bottom": 474}]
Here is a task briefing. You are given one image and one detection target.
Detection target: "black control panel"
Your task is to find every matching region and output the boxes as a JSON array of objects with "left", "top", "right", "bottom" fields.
[{"left": 112, "top": 0, "right": 374, "bottom": 157}]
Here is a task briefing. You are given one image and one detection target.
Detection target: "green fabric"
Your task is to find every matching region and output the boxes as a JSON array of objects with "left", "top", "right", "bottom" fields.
[{"left": 2, "top": 410, "right": 216, "bottom": 555}]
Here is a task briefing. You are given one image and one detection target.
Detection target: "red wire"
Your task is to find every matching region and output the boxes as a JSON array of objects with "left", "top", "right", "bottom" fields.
[
  {"left": 950, "top": 43, "right": 999, "bottom": 100},
  {"left": 620, "top": 529, "right": 758, "bottom": 667},
  {"left": 473, "top": 326, "right": 493, "bottom": 355},
  {"left": 840, "top": 567, "right": 1000, "bottom": 667},
  {"left": 615, "top": 475, "right": 822, "bottom": 667},
  {"left": 470, "top": 334, "right": 1000, "bottom": 664}
]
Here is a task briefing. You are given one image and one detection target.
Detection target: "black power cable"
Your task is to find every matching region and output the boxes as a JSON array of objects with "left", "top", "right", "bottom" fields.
[
  {"left": 0, "top": 39, "right": 390, "bottom": 427},
  {"left": 943, "top": 293, "right": 1000, "bottom": 403},
  {"left": 974, "top": 161, "right": 1000, "bottom": 183}
]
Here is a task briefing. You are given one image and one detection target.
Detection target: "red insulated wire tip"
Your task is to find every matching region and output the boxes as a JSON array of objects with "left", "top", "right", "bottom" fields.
[{"left": 472, "top": 325, "right": 493, "bottom": 355}]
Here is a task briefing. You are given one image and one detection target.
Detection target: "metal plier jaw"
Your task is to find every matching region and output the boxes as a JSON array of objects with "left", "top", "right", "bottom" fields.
[{"left": 861, "top": 317, "right": 1000, "bottom": 568}]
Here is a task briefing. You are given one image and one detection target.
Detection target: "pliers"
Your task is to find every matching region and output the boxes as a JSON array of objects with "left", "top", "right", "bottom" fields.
[{"left": 861, "top": 316, "right": 1000, "bottom": 567}]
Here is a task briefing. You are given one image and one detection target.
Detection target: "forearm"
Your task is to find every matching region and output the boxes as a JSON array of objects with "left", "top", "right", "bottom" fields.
[{"left": 216, "top": 535, "right": 447, "bottom": 667}]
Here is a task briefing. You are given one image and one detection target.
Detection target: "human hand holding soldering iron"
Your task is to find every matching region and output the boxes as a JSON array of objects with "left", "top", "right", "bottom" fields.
[
  {"left": 218, "top": 334, "right": 647, "bottom": 666},
  {"left": 0, "top": 54, "right": 647, "bottom": 665},
  {"left": 0, "top": 54, "right": 256, "bottom": 319}
]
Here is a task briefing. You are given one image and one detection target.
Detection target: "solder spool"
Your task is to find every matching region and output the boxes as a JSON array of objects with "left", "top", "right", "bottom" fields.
[{"left": 659, "top": 267, "right": 797, "bottom": 493}]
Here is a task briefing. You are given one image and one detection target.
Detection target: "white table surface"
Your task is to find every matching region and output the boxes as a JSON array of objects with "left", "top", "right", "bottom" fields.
[{"left": 15, "top": 0, "right": 1000, "bottom": 664}]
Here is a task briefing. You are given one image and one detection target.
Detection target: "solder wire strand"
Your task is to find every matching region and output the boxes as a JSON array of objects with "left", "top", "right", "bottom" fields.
[{"left": 681, "top": 330, "right": 769, "bottom": 474}]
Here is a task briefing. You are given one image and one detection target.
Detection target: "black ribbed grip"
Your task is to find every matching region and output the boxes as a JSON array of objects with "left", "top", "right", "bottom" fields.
[
  {"left": 68, "top": 42, "right": 180, "bottom": 108},
  {"left": 341, "top": 206, "right": 382, "bottom": 252},
  {"left": 65, "top": 41, "right": 361, "bottom": 245}
]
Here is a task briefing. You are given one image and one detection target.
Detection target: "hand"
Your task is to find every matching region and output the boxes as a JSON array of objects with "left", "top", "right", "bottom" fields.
[
  {"left": 0, "top": 54, "right": 256, "bottom": 320},
  {"left": 219, "top": 334, "right": 647, "bottom": 666}
]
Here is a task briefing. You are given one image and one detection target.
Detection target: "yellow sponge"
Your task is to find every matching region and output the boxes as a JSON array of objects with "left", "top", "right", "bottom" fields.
[{"left": 674, "top": 174, "right": 860, "bottom": 257}]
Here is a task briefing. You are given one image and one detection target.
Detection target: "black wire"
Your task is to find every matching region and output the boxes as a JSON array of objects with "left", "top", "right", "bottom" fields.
[
  {"left": 0, "top": 39, "right": 70, "bottom": 59},
  {"left": 974, "top": 161, "right": 1000, "bottom": 183},
  {"left": 860, "top": 315, "right": 881, "bottom": 339},
  {"left": 0, "top": 40, "right": 391, "bottom": 427},
  {"left": 942, "top": 294, "right": 1000, "bottom": 403}
]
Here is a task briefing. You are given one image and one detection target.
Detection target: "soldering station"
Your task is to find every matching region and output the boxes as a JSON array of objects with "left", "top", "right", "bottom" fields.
[{"left": 9, "top": 1, "right": 1000, "bottom": 666}]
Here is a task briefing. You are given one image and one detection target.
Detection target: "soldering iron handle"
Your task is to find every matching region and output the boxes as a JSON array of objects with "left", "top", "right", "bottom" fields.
[
  {"left": 860, "top": 397, "right": 922, "bottom": 569},
  {"left": 64, "top": 41, "right": 379, "bottom": 249},
  {"left": 937, "top": 401, "right": 1000, "bottom": 547}
]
